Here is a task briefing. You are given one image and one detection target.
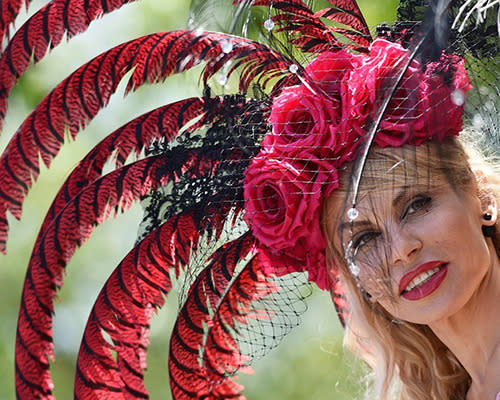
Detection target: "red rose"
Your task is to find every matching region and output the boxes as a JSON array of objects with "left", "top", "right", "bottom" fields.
[
  {"left": 244, "top": 155, "right": 338, "bottom": 258},
  {"left": 266, "top": 85, "right": 340, "bottom": 158},
  {"left": 267, "top": 81, "right": 363, "bottom": 166},
  {"left": 305, "top": 49, "right": 357, "bottom": 102},
  {"left": 420, "top": 56, "right": 472, "bottom": 141},
  {"left": 345, "top": 38, "right": 426, "bottom": 147}
]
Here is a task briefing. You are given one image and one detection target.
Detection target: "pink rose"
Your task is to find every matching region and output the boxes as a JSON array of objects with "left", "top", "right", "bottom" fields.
[
  {"left": 420, "top": 55, "right": 472, "bottom": 141},
  {"left": 266, "top": 85, "right": 340, "bottom": 158},
  {"left": 266, "top": 82, "right": 362, "bottom": 166},
  {"left": 244, "top": 154, "right": 339, "bottom": 289},
  {"left": 345, "top": 38, "right": 426, "bottom": 147},
  {"left": 244, "top": 155, "right": 339, "bottom": 259},
  {"left": 305, "top": 49, "right": 357, "bottom": 102}
]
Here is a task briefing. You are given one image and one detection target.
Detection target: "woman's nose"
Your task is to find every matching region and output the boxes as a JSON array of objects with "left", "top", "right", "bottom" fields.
[{"left": 389, "top": 227, "right": 422, "bottom": 266}]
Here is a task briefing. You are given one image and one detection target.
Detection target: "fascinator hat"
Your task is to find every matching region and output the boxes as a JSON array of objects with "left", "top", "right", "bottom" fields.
[{"left": 0, "top": 0, "right": 497, "bottom": 398}]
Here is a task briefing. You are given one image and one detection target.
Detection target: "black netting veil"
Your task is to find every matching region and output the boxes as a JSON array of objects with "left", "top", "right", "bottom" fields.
[{"left": 136, "top": 0, "right": 499, "bottom": 396}]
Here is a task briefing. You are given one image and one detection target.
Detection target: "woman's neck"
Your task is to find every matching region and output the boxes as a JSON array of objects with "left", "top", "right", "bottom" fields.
[{"left": 428, "top": 242, "right": 500, "bottom": 394}]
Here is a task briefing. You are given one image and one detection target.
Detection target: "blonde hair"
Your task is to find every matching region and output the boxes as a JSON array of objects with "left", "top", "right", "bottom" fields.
[{"left": 323, "top": 137, "right": 500, "bottom": 400}]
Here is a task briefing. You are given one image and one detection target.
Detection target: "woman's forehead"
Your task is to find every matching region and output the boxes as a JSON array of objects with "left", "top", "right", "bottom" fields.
[
  {"left": 326, "top": 168, "right": 453, "bottom": 237},
  {"left": 339, "top": 158, "right": 445, "bottom": 203},
  {"left": 360, "top": 151, "right": 434, "bottom": 182}
]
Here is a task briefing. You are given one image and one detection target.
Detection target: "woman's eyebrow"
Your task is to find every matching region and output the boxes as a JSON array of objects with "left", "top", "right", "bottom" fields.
[
  {"left": 392, "top": 186, "right": 411, "bottom": 208},
  {"left": 392, "top": 184, "right": 431, "bottom": 208},
  {"left": 339, "top": 219, "right": 373, "bottom": 232}
]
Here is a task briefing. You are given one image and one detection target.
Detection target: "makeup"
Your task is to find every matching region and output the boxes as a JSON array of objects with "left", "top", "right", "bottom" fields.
[{"left": 399, "top": 261, "right": 448, "bottom": 301}]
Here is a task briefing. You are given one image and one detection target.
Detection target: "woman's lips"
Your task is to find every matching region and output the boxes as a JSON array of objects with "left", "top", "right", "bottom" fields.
[{"left": 399, "top": 261, "right": 448, "bottom": 301}]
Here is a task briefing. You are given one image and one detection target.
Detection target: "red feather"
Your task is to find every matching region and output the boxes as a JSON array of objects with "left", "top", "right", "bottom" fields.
[
  {"left": 15, "top": 152, "right": 216, "bottom": 400},
  {"left": 39, "top": 97, "right": 206, "bottom": 236},
  {"left": 74, "top": 212, "right": 199, "bottom": 399},
  {"left": 243, "top": 0, "right": 341, "bottom": 52},
  {"left": 0, "top": 0, "right": 30, "bottom": 43},
  {"left": 202, "top": 256, "right": 278, "bottom": 389},
  {"left": 317, "top": 0, "right": 371, "bottom": 35},
  {"left": 168, "top": 233, "right": 255, "bottom": 400},
  {"left": 0, "top": 30, "right": 291, "bottom": 253},
  {"left": 233, "top": 0, "right": 371, "bottom": 52},
  {"left": 17, "top": 98, "right": 208, "bottom": 398},
  {"left": 0, "top": 0, "right": 139, "bottom": 128},
  {"left": 75, "top": 202, "right": 241, "bottom": 399}
]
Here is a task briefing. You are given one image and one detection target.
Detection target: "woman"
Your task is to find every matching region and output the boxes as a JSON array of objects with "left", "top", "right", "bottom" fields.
[
  {"left": 243, "top": 30, "right": 499, "bottom": 397},
  {"left": 0, "top": 0, "right": 497, "bottom": 398},
  {"left": 324, "top": 139, "right": 500, "bottom": 399}
]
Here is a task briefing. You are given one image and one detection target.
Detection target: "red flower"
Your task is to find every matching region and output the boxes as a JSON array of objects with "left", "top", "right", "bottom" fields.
[
  {"left": 266, "top": 79, "right": 363, "bottom": 166},
  {"left": 305, "top": 49, "right": 357, "bottom": 103},
  {"left": 420, "top": 55, "right": 472, "bottom": 141},
  {"left": 345, "top": 38, "right": 426, "bottom": 147},
  {"left": 243, "top": 154, "right": 339, "bottom": 287},
  {"left": 266, "top": 85, "right": 340, "bottom": 159}
]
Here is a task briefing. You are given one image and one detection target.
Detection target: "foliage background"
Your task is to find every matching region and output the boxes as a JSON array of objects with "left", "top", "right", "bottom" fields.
[{"left": 0, "top": 0, "right": 397, "bottom": 398}]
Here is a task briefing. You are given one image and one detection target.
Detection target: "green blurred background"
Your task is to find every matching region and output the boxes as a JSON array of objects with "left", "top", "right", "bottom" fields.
[{"left": 0, "top": 1, "right": 397, "bottom": 398}]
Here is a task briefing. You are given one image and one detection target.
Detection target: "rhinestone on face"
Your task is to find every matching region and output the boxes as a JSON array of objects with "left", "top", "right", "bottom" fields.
[
  {"left": 221, "top": 40, "right": 233, "bottom": 54},
  {"left": 289, "top": 64, "right": 299, "bottom": 74},
  {"left": 264, "top": 18, "right": 275, "bottom": 31},
  {"left": 347, "top": 207, "right": 359, "bottom": 221},
  {"left": 349, "top": 262, "right": 360, "bottom": 276},
  {"left": 450, "top": 89, "right": 465, "bottom": 106}
]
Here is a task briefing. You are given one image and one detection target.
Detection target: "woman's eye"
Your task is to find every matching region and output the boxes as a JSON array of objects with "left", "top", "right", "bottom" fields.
[
  {"left": 353, "top": 231, "right": 380, "bottom": 250},
  {"left": 403, "top": 196, "right": 431, "bottom": 218}
]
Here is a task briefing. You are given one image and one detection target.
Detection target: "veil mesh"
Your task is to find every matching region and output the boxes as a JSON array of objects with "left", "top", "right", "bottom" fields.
[
  {"left": 134, "top": 0, "right": 499, "bottom": 395},
  {"left": 0, "top": 0, "right": 497, "bottom": 398}
]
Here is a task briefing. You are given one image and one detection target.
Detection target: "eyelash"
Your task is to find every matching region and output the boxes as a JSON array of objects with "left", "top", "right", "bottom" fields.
[
  {"left": 353, "top": 231, "right": 380, "bottom": 251},
  {"left": 352, "top": 195, "right": 432, "bottom": 251},
  {"left": 402, "top": 195, "right": 432, "bottom": 220}
]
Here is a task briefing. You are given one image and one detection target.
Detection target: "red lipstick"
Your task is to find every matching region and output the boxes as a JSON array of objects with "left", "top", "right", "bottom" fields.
[{"left": 399, "top": 261, "right": 448, "bottom": 301}]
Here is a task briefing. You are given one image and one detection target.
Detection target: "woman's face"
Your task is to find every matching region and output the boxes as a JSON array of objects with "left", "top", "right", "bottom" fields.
[{"left": 328, "top": 159, "right": 495, "bottom": 325}]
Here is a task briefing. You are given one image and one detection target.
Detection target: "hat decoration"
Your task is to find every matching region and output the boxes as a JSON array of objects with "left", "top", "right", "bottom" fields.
[
  {"left": 0, "top": 0, "right": 496, "bottom": 399},
  {"left": 244, "top": 38, "right": 471, "bottom": 290}
]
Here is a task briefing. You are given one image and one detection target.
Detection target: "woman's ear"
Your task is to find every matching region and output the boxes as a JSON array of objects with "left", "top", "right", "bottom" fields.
[
  {"left": 474, "top": 169, "right": 498, "bottom": 225},
  {"left": 481, "top": 199, "right": 497, "bottom": 238},
  {"left": 482, "top": 198, "right": 498, "bottom": 226}
]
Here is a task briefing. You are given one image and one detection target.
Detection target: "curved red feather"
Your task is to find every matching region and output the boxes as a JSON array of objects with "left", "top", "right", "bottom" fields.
[
  {"left": 0, "top": 30, "right": 291, "bottom": 253},
  {"left": 234, "top": 0, "right": 371, "bottom": 53},
  {"left": 39, "top": 97, "right": 206, "bottom": 237},
  {"left": 319, "top": 0, "right": 371, "bottom": 36},
  {"left": 201, "top": 256, "right": 278, "bottom": 390},
  {"left": 16, "top": 98, "right": 206, "bottom": 399},
  {"left": 74, "top": 212, "right": 200, "bottom": 399},
  {"left": 0, "top": 0, "right": 139, "bottom": 128},
  {"left": 245, "top": 0, "right": 341, "bottom": 52},
  {"left": 15, "top": 152, "right": 215, "bottom": 400},
  {"left": 0, "top": 0, "right": 30, "bottom": 44},
  {"left": 272, "top": 12, "right": 342, "bottom": 52},
  {"left": 75, "top": 198, "right": 242, "bottom": 399},
  {"left": 168, "top": 233, "right": 255, "bottom": 400}
]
